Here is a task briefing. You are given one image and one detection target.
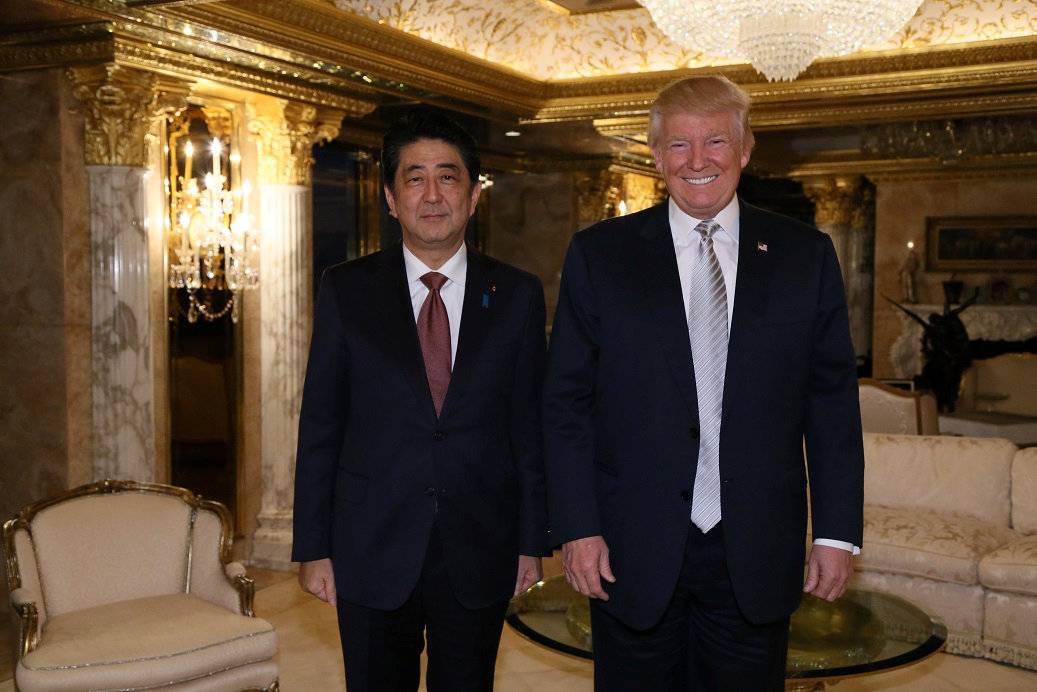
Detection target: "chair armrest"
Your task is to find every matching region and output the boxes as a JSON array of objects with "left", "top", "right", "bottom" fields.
[
  {"left": 225, "top": 562, "right": 256, "bottom": 617},
  {"left": 9, "top": 588, "right": 40, "bottom": 656}
]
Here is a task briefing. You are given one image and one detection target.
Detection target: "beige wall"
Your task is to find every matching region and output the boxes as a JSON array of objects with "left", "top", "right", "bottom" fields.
[
  {"left": 0, "top": 69, "right": 92, "bottom": 525},
  {"left": 872, "top": 175, "right": 1037, "bottom": 378}
]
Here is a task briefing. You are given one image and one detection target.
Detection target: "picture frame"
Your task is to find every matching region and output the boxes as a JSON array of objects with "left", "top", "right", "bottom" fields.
[{"left": 925, "top": 216, "right": 1037, "bottom": 271}]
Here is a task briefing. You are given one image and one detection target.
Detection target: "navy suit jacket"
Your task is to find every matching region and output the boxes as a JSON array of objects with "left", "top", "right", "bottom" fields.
[
  {"left": 292, "top": 243, "right": 549, "bottom": 610},
  {"left": 543, "top": 200, "right": 864, "bottom": 628}
]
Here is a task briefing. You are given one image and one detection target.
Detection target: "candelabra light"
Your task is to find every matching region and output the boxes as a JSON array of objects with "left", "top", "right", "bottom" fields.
[{"left": 168, "top": 133, "right": 258, "bottom": 323}]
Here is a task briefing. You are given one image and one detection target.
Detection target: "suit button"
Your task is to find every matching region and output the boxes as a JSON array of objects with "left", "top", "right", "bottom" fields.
[
  {"left": 688, "top": 426, "right": 699, "bottom": 438},
  {"left": 680, "top": 490, "right": 691, "bottom": 502},
  {"left": 432, "top": 431, "right": 445, "bottom": 441}
]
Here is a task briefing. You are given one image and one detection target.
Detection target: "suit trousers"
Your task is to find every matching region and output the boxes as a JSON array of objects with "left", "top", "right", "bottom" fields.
[
  {"left": 590, "top": 523, "right": 789, "bottom": 692},
  {"left": 335, "top": 523, "right": 509, "bottom": 692}
]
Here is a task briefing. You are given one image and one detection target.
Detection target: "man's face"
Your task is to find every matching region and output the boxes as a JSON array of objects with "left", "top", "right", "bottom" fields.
[
  {"left": 385, "top": 138, "right": 480, "bottom": 254},
  {"left": 653, "top": 109, "right": 751, "bottom": 220}
]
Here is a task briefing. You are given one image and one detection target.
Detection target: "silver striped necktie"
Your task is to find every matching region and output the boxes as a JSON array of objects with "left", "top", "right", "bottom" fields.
[{"left": 688, "top": 219, "right": 728, "bottom": 533}]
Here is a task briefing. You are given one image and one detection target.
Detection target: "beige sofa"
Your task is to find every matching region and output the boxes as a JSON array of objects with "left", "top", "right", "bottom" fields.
[{"left": 851, "top": 433, "right": 1037, "bottom": 670}]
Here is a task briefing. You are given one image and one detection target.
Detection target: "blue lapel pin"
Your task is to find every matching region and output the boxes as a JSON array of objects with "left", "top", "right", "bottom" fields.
[{"left": 482, "top": 283, "right": 496, "bottom": 309}]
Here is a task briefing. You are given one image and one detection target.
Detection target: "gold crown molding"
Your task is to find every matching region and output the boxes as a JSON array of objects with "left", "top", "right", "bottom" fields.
[
  {"left": 784, "top": 152, "right": 1037, "bottom": 182},
  {"left": 69, "top": 63, "right": 160, "bottom": 166},
  {"left": 592, "top": 85, "right": 1037, "bottom": 140},
  {"left": 175, "top": 0, "right": 547, "bottom": 117},
  {"left": 111, "top": 36, "right": 376, "bottom": 117},
  {"left": 0, "top": 15, "right": 378, "bottom": 116}
]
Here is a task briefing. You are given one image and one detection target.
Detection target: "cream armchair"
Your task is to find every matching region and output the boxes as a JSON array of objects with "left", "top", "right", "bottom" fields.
[
  {"left": 858, "top": 378, "right": 940, "bottom": 435},
  {"left": 3, "top": 480, "right": 278, "bottom": 691}
]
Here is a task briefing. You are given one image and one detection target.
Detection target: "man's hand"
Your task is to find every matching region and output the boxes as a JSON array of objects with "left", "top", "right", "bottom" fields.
[
  {"left": 299, "top": 558, "right": 337, "bottom": 606},
  {"left": 803, "top": 544, "right": 853, "bottom": 602},
  {"left": 562, "top": 536, "right": 616, "bottom": 601},
  {"left": 514, "top": 555, "right": 543, "bottom": 597}
]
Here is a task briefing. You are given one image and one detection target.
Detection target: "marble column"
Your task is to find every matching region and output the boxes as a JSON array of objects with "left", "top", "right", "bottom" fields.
[
  {"left": 247, "top": 101, "right": 344, "bottom": 570},
  {"left": 804, "top": 176, "right": 875, "bottom": 362},
  {"left": 70, "top": 65, "right": 160, "bottom": 481}
]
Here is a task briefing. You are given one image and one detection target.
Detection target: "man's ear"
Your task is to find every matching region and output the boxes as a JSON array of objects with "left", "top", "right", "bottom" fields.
[
  {"left": 467, "top": 181, "right": 482, "bottom": 217},
  {"left": 384, "top": 184, "right": 398, "bottom": 218}
]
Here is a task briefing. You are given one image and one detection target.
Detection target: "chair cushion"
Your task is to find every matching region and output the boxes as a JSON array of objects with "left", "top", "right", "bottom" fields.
[
  {"left": 17, "top": 594, "right": 276, "bottom": 692},
  {"left": 980, "top": 535, "right": 1037, "bottom": 597},
  {"left": 857, "top": 505, "right": 1019, "bottom": 585}
]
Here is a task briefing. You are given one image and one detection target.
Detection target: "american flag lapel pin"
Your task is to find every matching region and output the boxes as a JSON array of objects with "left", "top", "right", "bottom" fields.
[{"left": 757, "top": 241, "right": 768, "bottom": 253}]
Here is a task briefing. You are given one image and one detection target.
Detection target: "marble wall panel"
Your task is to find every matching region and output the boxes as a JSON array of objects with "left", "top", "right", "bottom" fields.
[
  {"left": 485, "top": 171, "right": 578, "bottom": 322},
  {"left": 872, "top": 176, "right": 1037, "bottom": 378},
  {"left": 0, "top": 68, "right": 90, "bottom": 523},
  {"left": 88, "top": 165, "right": 155, "bottom": 481}
]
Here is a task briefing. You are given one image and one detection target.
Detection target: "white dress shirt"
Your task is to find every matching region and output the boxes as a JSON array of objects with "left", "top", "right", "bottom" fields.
[
  {"left": 403, "top": 242, "right": 466, "bottom": 368},
  {"left": 669, "top": 195, "right": 859, "bottom": 556}
]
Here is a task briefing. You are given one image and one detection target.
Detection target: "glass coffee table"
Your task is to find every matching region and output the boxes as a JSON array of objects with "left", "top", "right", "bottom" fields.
[{"left": 507, "top": 576, "right": 947, "bottom": 690}]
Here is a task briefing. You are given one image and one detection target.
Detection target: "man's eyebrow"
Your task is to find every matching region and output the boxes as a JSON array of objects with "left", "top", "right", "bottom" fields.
[{"left": 435, "top": 162, "right": 461, "bottom": 171}]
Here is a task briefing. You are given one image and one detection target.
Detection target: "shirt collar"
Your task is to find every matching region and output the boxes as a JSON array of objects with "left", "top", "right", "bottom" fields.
[
  {"left": 403, "top": 241, "right": 467, "bottom": 287},
  {"left": 668, "top": 195, "right": 741, "bottom": 249}
]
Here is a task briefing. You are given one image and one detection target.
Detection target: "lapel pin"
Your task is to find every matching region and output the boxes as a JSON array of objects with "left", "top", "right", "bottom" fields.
[
  {"left": 757, "top": 241, "right": 768, "bottom": 252},
  {"left": 482, "top": 284, "right": 496, "bottom": 309}
]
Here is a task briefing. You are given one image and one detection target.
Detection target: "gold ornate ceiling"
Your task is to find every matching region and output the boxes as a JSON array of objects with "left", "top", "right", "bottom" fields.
[
  {"left": 2, "top": 0, "right": 1036, "bottom": 138},
  {"left": 333, "top": 0, "right": 1037, "bottom": 80}
]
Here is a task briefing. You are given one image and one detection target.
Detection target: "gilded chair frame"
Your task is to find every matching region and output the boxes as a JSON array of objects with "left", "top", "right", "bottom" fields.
[
  {"left": 858, "top": 378, "right": 930, "bottom": 434},
  {"left": 2, "top": 479, "right": 274, "bottom": 691}
]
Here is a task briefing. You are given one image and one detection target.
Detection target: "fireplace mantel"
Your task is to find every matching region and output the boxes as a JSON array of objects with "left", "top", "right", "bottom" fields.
[{"left": 890, "top": 304, "right": 1037, "bottom": 378}]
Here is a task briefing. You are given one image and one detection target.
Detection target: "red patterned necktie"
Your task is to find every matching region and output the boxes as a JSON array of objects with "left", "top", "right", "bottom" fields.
[{"left": 417, "top": 272, "right": 451, "bottom": 417}]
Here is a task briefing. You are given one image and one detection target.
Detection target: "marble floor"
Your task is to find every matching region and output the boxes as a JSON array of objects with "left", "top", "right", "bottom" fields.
[{"left": 2, "top": 570, "right": 1036, "bottom": 691}]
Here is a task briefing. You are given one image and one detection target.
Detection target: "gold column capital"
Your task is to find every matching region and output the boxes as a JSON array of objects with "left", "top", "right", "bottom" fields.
[
  {"left": 68, "top": 64, "right": 164, "bottom": 167},
  {"left": 247, "top": 99, "right": 344, "bottom": 186},
  {"left": 803, "top": 175, "right": 863, "bottom": 229}
]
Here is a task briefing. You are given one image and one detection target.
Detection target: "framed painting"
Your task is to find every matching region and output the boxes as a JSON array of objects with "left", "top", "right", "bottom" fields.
[{"left": 926, "top": 216, "right": 1037, "bottom": 271}]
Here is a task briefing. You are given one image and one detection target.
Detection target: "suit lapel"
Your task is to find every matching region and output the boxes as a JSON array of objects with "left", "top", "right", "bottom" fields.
[
  {"left": 722, "top": 201, "right": 776, "bottom": 418},
  {"left": 439, "top": 249, "right": 493, "bottom": 420},
  {"left": 373, "top": 244, "right": 438, "bottom": 421},
  {"left": 639, "top": 204, "right": 700, "bottom": 421}
]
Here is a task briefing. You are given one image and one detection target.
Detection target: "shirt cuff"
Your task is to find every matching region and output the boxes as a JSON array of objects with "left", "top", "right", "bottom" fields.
[{"left": 814, "top": 538, "right": 861, "bottom": 556}]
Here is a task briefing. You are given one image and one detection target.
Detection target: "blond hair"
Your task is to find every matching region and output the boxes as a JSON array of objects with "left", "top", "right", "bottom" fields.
[{"left": 647, "top": 75, "right": 754, "bottom": 151}]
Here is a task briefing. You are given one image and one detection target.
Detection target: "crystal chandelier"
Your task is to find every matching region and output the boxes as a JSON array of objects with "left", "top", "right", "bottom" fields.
[
  {"left": 168, "top": 132, "right": 258, "bottom": 323},
  {"left": 638, "top": 0, "right": 925, "bottom": 81}
]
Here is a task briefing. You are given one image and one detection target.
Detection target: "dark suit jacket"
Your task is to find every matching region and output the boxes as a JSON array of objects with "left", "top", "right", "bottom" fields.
[
  {"left": 543, "top": 200, "right": 864, "bottom": 628},
  {"left": 292, "top": 243, "right": 549, "bottom": 611}
]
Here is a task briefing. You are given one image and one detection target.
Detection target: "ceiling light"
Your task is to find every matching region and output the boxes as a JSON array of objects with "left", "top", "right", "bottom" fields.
[
  {"left": 637, "top": 0, "right": 924, "bottom": 81},
  {"left": 505, "top": 130, "right": 521, "bottom": 137}
]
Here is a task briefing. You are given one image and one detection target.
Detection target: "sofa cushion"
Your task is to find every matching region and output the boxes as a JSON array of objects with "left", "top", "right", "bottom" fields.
[
  {"left": 980, "top": 535, "right": 1037, "bottom": 597},
  {"left": 858, "top": 505, "right": 1019, "bottom": 585},
  {"left": 863, "top": 434, "right": 1016, "bottom": 527},
  {"left": 18, "top": 594, "right": 276, "bottom": 692},
  {"left": 1013, "top": 447, "right": 1037, "bottom": 535}
]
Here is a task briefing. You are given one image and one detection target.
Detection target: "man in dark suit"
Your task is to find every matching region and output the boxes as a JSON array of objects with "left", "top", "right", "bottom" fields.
[
  {"left": 543, "top": 76, "right": 864, "bottom": 691},
  {"left": 292, "top": 107, "right": 549, "bottom": 692}
]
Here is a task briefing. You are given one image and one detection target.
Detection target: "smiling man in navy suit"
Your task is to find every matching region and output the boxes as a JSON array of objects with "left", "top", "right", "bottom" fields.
[
  {"left": 292, "top": 107, "right": 549, "bottom": 692},
  {"left": 543, "top": 76, "right": 865, "bottom": 691}
]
